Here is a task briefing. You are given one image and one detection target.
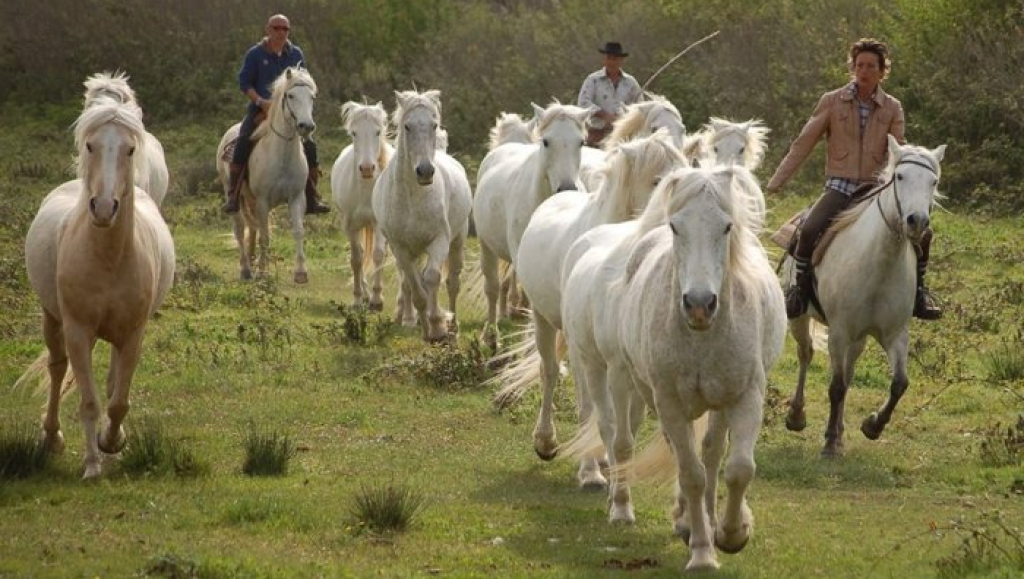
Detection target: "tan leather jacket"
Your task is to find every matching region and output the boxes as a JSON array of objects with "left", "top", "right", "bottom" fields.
[{"left": 767, "top": 84, "right": 906, "bottom": 190}]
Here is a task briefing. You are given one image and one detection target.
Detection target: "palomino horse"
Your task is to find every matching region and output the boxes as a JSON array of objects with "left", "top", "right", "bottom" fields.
[
  {"left": 492, "top": 131, "right": 686, "bottom": 488},
  {"left": 561, "top": 165, "right": 784, "bottom": 572},
  {"left": 82, "top": 71, "right": 170, "bottom": 206},
  {"left": 784, "top": 136, "right": 946, "bottom": 457},
  {"left": 23, "top": 98, "right": 176, "bottom": 480},
  {"left": 472, "top": 101, "right": 591, "bottom": 346},
  {"left": 371, "top": 89, "right": 472, "bottom": 342},
  {"left": 330, "top": 101, "right": 394, "bottom": 309},
  {"left": 579, "top": 93, "right": 686, "bottom": 191},
  {"left": 215, "top": 67, "right": 318, "bottom": 283}
]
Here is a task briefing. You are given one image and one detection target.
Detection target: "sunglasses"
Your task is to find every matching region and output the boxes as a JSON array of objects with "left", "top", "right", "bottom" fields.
[{"left": 271, "top": 25, "right": 290, "bottom": 31}]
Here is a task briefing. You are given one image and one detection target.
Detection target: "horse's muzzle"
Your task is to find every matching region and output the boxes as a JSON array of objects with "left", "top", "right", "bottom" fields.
[
  {"left": 682, "top": 292, "right": 718, "bottom": 331},
  {"left": 89, "top": 197, "right": 119, "bottom": 227},
  {"left": 359, "top": 164, "right": 376, "bottom": 179},
  {"left": 905, "top": 212, "right": 930, "bottom": 240},
  {"left": 297, "top": 122, "right": 316, "bottom": 138},
  {"left": 416, "top": 162, "right": 435, "bottom": 185}
]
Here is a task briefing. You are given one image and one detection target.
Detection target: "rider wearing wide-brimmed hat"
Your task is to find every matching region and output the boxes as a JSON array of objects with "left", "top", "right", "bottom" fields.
[{"left": 577, "top": 41, "right": 643, "bottom": 147}]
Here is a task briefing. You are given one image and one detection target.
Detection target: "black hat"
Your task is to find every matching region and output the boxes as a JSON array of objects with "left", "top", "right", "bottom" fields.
[{"left": 598, "top": 42, "right": 629, "bottom": 57}]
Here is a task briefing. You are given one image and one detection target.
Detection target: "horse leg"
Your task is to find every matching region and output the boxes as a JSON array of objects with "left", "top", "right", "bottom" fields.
[
  {"left": 444, "top": 237, "right": 464, "bottom": 336},
  {"left": 822, "top": 337, "right": 864, "bottom": 457},
  {"left": 479, "top": 245, "right": 501, "bottom": 349},
  {"left": 234, "top": 215, "right": 251, "bottom": 280},
  {"left": 532, "top": 314, "right": 561, "bottom": 460},
  {"left": 498, "top": 264, "right": 511, "bottom": 320},
  {"left": 660, "top": 397, "right": 717, "bottom": 571},
  {"left": 715, "top": 390, "right": 763, "bottom": 554},
  {"left": 862, "top": 331, "right": 909, "bottom": 440},
  {"left": 257, "top": 209, "right": 271, "bottom": 278},
  {"left": 787, "top": 316, "right": 813, "bottom": 431},
  {"left": 421, "top": 236, "right": 450, "bottom": 342},
  {"left": 701, "top": 410, "right": 728, "bottom": 531},
  {"left": 368, "top": 229, "right": 386, "bottom": 311},
  {"left": 64, "top": 323, "right": 102, "bottom": 479},
  {"left": 576, "top": 355, "right": 611, "bottom": 491},
  {"left": 99, "top": 334, "right": 144, "bottom": 455},
  {"left": 347, "top": 224, "right": 365, "bottom": 305},
  {"left": 289, "top": 201, "right": 308, "bottom": 284},
  {"left": 40, "top": 310, "right": 67, "bottom": 454}
]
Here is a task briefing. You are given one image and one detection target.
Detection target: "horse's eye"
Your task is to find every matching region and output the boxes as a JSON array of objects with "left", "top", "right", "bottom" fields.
[
  {"left": 897, "top": 174, "right": 904, "bottom": 181},
  {"left": 724, "top": 223, "right": 732, "bottom": 235},
  {"left": 669, "top": 222, "right": 678, "bottom": 235},
  {"left": 86, "top": 143, "right": 93, "bottom": 153},
  {"left": 542, "top": 138, "right": 550, "bottom": 148},
  {"left": 579, "top": 139, "right": 585, "bottom": 147},
  {"left": 404, "top": 124, "right": 411, "bottom": 132},
  {"left": 713, "top": 146, "right": 718, "bottom": 154},
  {"left": 739, "top": 147, "right": 745, "bottom": 154},
  {"left": 128, "top": 147, "right": 135, "bottom": 157},
  {"left": 432, "top": 123, "right": 438, "bottom": 131},
  {"left": 375, "top": 131, "right": 380, "bottom": 137}
]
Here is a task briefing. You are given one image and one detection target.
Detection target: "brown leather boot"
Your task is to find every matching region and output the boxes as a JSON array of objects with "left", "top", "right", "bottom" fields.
[
  {"left": 913, "top": 264, "right": 942, "bottom": 320},
  {"left": 304, "top": 166, "right": 330, "bottom": 215},
  {"left": 221, "top": 162, "right": 244, "bottom": 214},
  {"left": 785, "top": 256, "right": 813, "bottom": 319}
]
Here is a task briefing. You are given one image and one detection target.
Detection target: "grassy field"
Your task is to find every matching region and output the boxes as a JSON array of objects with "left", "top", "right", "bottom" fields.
[{"left": 0, "top": 115, "right": 1022, "bottom": 578}]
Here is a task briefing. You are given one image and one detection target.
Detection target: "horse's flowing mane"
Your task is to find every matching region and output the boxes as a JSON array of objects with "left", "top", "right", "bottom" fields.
[
  {"left": 596, "top": 131, "right": 683, "bottom": 219},
  {"left": 605, "top": 94, "right": 682, "bottom": 149},
  {"left": 83, "top": 71, "right": 143, "bottom": 120},
  {"left": 72, "top": 97, "right": 149, "bottom": 182},
  {"left": 488, "top": 112, "right": 535, "bottom": 150},
  {"left": 252, "top": 67, "right": 318, "bottom": 141}
]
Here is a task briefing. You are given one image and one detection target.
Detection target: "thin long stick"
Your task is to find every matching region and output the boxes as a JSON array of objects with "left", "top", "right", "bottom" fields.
[{"left": 642, "top": 30, "right": 720, "bottom": 91}]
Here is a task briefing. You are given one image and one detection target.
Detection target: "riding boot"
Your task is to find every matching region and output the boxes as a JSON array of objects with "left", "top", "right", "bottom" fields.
[
  {"left": 221, "top": 162, "right": 245, "bottom": 214},
  {"left": 913, "top": 265, "right": 942, "bottom": 320},
  {"left": 785, "top": 256, "right": 813, "bottom": 319},
  {"left": 304, "top": 166, "right": 330, "bottom": 215}
]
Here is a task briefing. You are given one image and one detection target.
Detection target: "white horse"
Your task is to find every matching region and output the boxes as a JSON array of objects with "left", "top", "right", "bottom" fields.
[
  {"left": 22, "top": 98, "right": 176, "bottom": 480},
  {"left": 683, "top": 117, "right": 769, "bottom": 169},
  {"left": 488, "top": 112, "right": 536, "bottom": 150},
  {"left": 783, "top": 136, "right": 946, "bottom": 457},
  {"left": 216, "top": 67, "right": 318, "bottom": 283},
  {"left": 562, "top": 165, "right": 785, "bottom": 572},
  {"left": 82, "top": 71, "right": 169, "bottom": 206},
  {"left": 493, "top": 131, "right": 686, "bottom": 487},
  {"left": 472, "top": 101, "right": 591, "bottom": 345},
  {"left": 371, "top": 89, "right": 472, "bottom": 342},
  {"left": 579, "top": 94, "right": 687, "bottom": 191},
  {"left": 330, "top": 101, "right": 394, "bottom": 309}
]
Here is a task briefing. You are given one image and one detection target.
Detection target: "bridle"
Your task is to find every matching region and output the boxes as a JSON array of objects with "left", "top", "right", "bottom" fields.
[
  {"left": 875, "top": 157, "right": 937, "bottom": 241},
  {"left": 268, "top": 81, "right": 312, "bottom": 141}
]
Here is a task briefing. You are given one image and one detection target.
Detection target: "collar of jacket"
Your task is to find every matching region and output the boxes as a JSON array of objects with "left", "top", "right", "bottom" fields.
[{"left": 839, "top": 83, "right": 888, "bottom": 106}]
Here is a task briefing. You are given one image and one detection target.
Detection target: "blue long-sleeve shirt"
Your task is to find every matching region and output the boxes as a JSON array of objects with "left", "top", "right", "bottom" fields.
[{"left": 237, "top": 39, "right": 306, "bottom": 100}]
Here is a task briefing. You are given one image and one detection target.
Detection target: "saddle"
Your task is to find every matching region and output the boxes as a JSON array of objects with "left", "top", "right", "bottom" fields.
[
  {"left": 219, "top": 110, "right": 268, "bottom": 163},
  {"left": 770, "top": 183, "right": 878, "bottom": 266}
]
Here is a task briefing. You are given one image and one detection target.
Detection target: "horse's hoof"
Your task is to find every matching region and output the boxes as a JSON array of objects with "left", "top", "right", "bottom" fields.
[
  {"left": 820, "top": 443, "right": 842, "bottom": 459},
  {"left": 608, "top": 503, "right": 635, "bottom": 524},
  {"left": 715, "top": 525, "right": 752, "bottom": 554},
  {"left": 534, "top": 444, "right": 558, "bottom": 462},
  {"left": 785, "top": 409, "right": 807, "bottom": 432},
  {"left": 860, "top": 413, "right": 884, "bottom": 440},
  {"left": 82, "top": 460, "right": 102, "bottom": 481},
  {"left": 40, "top": 430, "right": 65, "bottom": 454},
  {"left": 509, "top": 307, "right": 530, "bottom": 320},
  {"left": 368, "top": 301, "right": 384, "bottom": 312},
  {"left": 98, "top": 426, "right": 126, "bottom": 454},
  {"left": 685, "top": 548, "right": 720, "bottom": 572},
  {"left": 294, "top": 271, "right": 309, "bottom": 284},
  {"left": 240, "top": 269, "right": 252, "bottom": 281}
]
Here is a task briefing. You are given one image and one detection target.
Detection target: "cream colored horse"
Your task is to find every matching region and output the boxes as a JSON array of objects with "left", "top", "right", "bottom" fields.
[
  {"left": 561, "top": 166, "right": 784, "bottom": 572},
  {"left": 371, "top": 89, "right": 472, "bottom": 342},
  {"left": 216, "top": 67, "right": 317, "bottom": 283},
  {"left": 330, "top": 101, "right": 394, "bottom": 309},
  {"left": 491, "top": 131, "right": 686, "bottom": 488},
  {"left": 82, "top": 71, "right": 169, "bottom": 206},
  {"left": 23, "top": 98, "right": 175, "bottom": 480}
]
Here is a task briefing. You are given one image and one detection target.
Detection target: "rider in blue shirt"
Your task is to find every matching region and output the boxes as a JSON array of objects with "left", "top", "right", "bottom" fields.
[{"left": 222, "top": 13, "right": 329, "bottom": 215}]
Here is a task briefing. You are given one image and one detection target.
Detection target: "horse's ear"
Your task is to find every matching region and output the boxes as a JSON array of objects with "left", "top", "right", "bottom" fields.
[
  {"left": 932, "top": 144, "right": 947, "bottom": 162},
  {"left": 286, "top": 68, "right": 293, "bottom": 80},
  {"left": 887, "top": 134, "right": 902, "bottom": 157},
  {"left": 531, "top": 102, "right": 545, "bottom": 118}
]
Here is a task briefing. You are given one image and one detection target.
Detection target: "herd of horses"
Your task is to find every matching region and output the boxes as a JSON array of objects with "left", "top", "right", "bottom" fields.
[{"left": 18, "top": 67, "right": 946, "bottom": 572}]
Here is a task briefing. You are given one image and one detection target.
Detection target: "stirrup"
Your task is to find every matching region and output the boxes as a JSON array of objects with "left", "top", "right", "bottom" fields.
[{"left": 913, "top": 289, "right": 942, "bottom": 320}]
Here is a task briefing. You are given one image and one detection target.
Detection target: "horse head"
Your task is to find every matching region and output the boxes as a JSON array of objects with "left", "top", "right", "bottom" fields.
[
  {"left": 342, "top": 101, "right": 389, "bottom": 179},
  {"left": 73, "top": 97, "right": 147, "bottom": 227},
  {"left": 532, "top": 101, "right": 590, "bottom": 193},
  {"left": 267, "top": 67, "right": 318, "bottom": 140},
  {"left": 394, "top": 89, "right": 442, "bottom": 185},
  {"left": 661, "top": 166, "right": 761, "bottom": 330},
  {"left": 488, "top": 112, "right": 535, "bottom": 150},
  {"left": 707, "top": 117, "right": 769, "bottom": 169},
  {"left": 885, "top": 134, "right": 946, "bottom": 243},
  {"left": 601, "top": 130, "right": 686, "bottom": 218}
]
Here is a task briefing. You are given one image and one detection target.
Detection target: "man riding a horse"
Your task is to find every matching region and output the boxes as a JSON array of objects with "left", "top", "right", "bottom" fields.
[
  {"left": 221, "top": 13, "right": 329, "bottom": 215},
  {"left": 766, "top": 38, "right": 941, "bottom": 321}
]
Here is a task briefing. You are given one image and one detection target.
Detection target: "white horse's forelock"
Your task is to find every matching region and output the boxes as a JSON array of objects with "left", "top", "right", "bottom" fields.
[
  {"left": 707, "top": 117, "right": 770, "bottom": 169},
  {"left": 83, "top": 71, "right": 136, "bottom": 107},
  {"left": 72, "top": 98, "right": 148, "bottom": 181},
  {"left": 393, "top": 89, "right": 441, "bottom": 127}
]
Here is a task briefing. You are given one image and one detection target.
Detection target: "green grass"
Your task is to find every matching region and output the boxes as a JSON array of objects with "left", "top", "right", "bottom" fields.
[{"left": 0, "top": 120, "right": 1022, "bottom": 578}]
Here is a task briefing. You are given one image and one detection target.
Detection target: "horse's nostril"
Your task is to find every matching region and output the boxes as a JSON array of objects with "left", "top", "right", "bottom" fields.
[{"left": 708, "top": 294, "right": 718, "bottom": 313}]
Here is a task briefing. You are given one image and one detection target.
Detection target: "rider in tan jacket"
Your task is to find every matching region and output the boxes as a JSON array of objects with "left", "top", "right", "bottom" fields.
[{"left": 767, "top": 38, "right": 941, "bottom": 321}]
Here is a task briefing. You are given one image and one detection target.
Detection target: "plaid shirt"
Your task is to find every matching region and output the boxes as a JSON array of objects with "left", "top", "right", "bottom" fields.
[{"left": 826, "top": 83, "right": 875, "bottom": 195}]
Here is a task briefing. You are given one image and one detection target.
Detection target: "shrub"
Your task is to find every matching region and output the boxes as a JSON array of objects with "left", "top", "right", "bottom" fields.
[
  {"left": 241, "top": 424, "right": 295, "bottom": 477},
  {"left": 348, "top": 481, "right": 427, "bottom": 536},
  {"left": 0, "top": 424, "right": 49, "bottom": 480}
]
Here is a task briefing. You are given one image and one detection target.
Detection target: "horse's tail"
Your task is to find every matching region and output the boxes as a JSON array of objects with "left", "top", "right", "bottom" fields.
[
  {"left": 489, "top": 321, "right": 543, "bottom": 408},
  {"left": 611, "top": 414, "right": 709, "bottom": 487},
  {"left": 558, "top": 412, "right": 603, "bottom": 462},
  {"left": 460, "top": 265, "right": 489, "bottom": 319},
  {"left": 13, "top": 351, "right": 76, "bottom": 404}
]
